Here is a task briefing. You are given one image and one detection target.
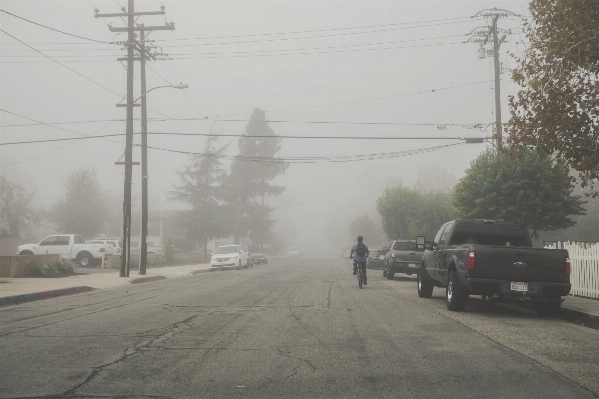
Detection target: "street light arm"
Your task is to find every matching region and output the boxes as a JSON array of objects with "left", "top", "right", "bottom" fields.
[{"left": 133, "top": 83, "right": 189, "bottom": 103}]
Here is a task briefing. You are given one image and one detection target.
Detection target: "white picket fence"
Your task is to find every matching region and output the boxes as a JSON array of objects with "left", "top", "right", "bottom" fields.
[{"left": 544, "top": 242, "right": 599, "bottom": 299}]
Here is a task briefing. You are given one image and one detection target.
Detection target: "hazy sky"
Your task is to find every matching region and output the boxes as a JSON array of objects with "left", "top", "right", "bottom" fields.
[{"left": 0, "top": 0, "right": 530, "bottom": 253}]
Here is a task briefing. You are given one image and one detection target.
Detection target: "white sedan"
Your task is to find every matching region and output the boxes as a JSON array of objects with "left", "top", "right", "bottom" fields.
[{"left": 211, "top": 244, "right": 250, "bottom": 270}]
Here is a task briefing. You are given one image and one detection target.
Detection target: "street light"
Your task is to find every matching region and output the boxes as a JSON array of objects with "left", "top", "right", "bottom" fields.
[
  {"left": 133, "top": 83, "right": 188, "bottom": 104},
  {"left": 138, "top": 82, "right": 188, "bottom": 275}
]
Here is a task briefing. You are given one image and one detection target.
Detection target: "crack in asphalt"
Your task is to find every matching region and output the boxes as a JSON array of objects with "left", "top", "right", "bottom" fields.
[
  {"left": 276, "top": 347, "right": 317, "bottom": 372},
  {"left": 61, "top": 315, "right": 198, "bottom": 398},
  {"left": 327, "top": 282, "right": 333, "bottom": 308}
]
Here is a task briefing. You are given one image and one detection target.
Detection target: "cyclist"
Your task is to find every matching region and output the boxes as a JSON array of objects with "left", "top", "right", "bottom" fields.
[{"left": 350, "top": 235, "right": 369, "bottom": 285}]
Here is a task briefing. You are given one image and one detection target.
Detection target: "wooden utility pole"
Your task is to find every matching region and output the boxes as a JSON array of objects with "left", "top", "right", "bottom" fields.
[
  {"left": 139, "top": 25, "right": 149, "bottom": 275},
  {"left": 491, "top": 15, "right": 503, "bottom": 150},
  {"left": 95, "top": 1, "right": 171, "bottom": 277},
  {"left": 464, "top": 8, "right": 520, "bottom": 151}
]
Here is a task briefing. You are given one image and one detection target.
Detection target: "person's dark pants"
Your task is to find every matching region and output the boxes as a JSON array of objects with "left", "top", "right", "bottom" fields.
[{"left": 353, "top": 260, "right": 367, "bottom": 281}]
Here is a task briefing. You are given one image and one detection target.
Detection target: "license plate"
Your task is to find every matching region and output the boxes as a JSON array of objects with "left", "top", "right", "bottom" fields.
[
  {"left": 408, "top": 263, "right": 418, "bottom": 268},
  {"left": 511, "top": 282, "right": 528, "bottom": 292}
]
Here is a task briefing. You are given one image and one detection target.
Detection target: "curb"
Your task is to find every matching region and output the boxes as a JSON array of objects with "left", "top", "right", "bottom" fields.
[
  {"left": 189, "top": 269, "right": 212, "bottom": 275},
  {"left": 512, "top": 300, "right": 599, "bottom": 330},
  {"left": 128, "top": 275, "right": 167, "bottom": 285},
  {"left": 0, "top": 286, "right": 94, "bottom": 308}
]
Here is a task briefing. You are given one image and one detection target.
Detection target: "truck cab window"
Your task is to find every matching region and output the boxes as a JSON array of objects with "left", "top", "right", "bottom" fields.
[{"left": 433, "top": 224, "right": 447, "bottom": 246}]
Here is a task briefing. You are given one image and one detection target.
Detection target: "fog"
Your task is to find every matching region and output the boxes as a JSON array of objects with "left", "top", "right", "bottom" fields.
[{"left": 0, "top": 0, "right": 529, "bottom": 256}]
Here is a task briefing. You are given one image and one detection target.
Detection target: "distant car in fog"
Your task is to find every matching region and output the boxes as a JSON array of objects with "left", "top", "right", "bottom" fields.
[
  {"left": 211, "top": 244, "right": 250, "bottom": 269},
  {"left": 287, "top": 247, "right": 300, "bottom": 257},
  {"left": 366, "top": 248, "right": 385, "bottom": 269},
  {"left": 249, "top": 252, "right": 268, "bottom": 265}
]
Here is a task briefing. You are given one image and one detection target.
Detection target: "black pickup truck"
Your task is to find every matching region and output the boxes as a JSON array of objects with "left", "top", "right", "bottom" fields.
[{"left": 416, "top": 219, "right": 571, "bottom": 317}]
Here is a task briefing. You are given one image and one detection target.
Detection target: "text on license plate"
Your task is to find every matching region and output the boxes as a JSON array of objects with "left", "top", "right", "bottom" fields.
[
  {"left": 408, "top": 263, "right": 418, "bottom": 268},
  {"left": 511, "top": 282, "right": 528, "bottom": 292}
]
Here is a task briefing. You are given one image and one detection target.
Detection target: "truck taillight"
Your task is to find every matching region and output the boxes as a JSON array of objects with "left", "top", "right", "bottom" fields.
[
  {"left": 99, "top": 248, "right": 105, "bottom": 252},
  {"left": 565, "top": 257, "right": 571, "bottom": 276},
  {"left": 466, "top": 251, "right": 475, "bottom": 270}
]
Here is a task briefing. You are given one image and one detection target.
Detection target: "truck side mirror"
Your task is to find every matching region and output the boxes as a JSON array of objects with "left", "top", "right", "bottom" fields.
[{"left": 416, "top": 236, "right": 425, "bottom": 249}]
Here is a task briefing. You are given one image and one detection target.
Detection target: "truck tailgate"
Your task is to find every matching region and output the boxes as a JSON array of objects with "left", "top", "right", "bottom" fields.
[{"left": 473, "top": 246, "right": 568, "bottom": 283}]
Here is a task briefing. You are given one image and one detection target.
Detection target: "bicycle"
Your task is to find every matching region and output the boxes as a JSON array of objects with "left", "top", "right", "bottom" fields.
[{"left": 353, "top": 259, "right": 365, "bottom": 289}]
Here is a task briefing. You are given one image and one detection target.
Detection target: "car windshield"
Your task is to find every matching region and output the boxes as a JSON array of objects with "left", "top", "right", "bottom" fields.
[
  {"left": 393, "top": 242, "right": 417, "bottom": 251},
  {"left": 370, "top": 249, "right": 381, "bottom": 255},
  {"left": 288, "top": 247, "right": 298, "bottom": 251},
  {"left": 214, "top": 245, "right": 239, "bottom": 254}
]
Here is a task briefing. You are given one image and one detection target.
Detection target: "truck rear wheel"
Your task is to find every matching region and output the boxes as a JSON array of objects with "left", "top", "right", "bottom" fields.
[
  {"left": 417, "top": 267, "right": 433, "bottom": 298},
  {"left": 446, "top": 271, "right": 467, "bottom": 311},
  {"left": 19, "top": 250, "right": 34, "bottom": 255},
  {"left": 535, "top": 301, "right": 561, "bottom": 317},
  {"left": 386, "top": 265, "right": 395, "bottom": 280}
]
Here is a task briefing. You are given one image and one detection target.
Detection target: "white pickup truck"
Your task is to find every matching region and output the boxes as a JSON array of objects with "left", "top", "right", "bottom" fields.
[{"left": 16, "top": 234, "right": 109, "bottom": 267}]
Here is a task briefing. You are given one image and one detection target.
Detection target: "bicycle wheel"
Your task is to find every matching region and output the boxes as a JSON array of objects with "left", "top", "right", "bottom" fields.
[{"left": 357, "top": 268, "right": 363, "bottom": 289}]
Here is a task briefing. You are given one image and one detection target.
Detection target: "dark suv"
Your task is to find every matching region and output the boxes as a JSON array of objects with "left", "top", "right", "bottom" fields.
[{"left": 383, "top": 240, "right": 424, "bottom": 279}]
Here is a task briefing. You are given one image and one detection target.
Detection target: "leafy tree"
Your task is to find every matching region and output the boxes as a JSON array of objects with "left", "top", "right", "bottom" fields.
[
  {"left": 0, "top": 176, "right": 42, "bottom": 238},
  {"left": 452, "top": 149, "right": 586, "bottom": 238},
  {"left": 408, "top": 191, "right": 455, "bottom": 240},
  {"left": 377, "top": 185, "right": 420, "bottom": 240},
  {"left": 170, "top": 126, "right": 231, "bottom": 254},
  {"left": 223, "top": 108, "right": 289, "bottom": 243},
  {"left": 507, "top": 0, "right": 599, "bottom": 196},
  {"left": 49, "top": 168, "right": 106, "bottom": 239},
  {"left": 413, "top": 165, "right": 458, "bottom": 195},
  {"left": 349, "top": 213, "right": 384, "bottom": 247}
]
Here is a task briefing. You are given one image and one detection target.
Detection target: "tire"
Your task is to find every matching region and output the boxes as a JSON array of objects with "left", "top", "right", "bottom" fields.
[
  {"left": 358, "top": 269, "right": 363, "bottom": 289},
  {"left": 77, "top": 253, "right": 93, "bottom": 268},
  {"left": 237, "top": 261, "right": 241, "bottom": 270},
  {"left": 446, "top": 271, "right": 468, "bottom": 311},
  {"left": 382, "top": 267, "right": 387, "bottom": 277},
  {"left": 417, "top": 267, "right": 434, "bottom": 298},
  {"left": 386, "top": 264, "right": 395, "bottom": 280},
  {"left": 535, "top": 301, "right": 561, "bottom": 317},
  {"left": 19, "top": 250, "right": 34, "bottom": 255}
]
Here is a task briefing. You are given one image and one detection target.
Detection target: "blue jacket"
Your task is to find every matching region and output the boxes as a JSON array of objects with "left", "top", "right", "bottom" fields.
[{"left": 351, "top": 243, "right": 369, "bottom": 263}]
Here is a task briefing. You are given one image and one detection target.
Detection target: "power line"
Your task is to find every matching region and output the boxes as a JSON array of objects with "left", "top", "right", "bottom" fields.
[
  {"left": 0, "top": 10, "right": 117, "bottom": 45},
  {"left": 0, "top": 131, "right": 485, "bottom": 146},
  {"left": 0, "top": 109, "right": 123, "bottom": 144},
  {"left": 0, "top": 80, "right": 492, "bottom": 128},
  {"left": 0, "top": 120, "right": 118, "bottom": 167},
  {"left": 152, "top": 17, "right": 476, "bottom": 44},
  {"left": 0, "top": 40, "right": 466, "bottom": 63},
  {"left": 169, "top": 40, "right": 464, "bottom": 60},
  {"left": 0, "top": 16, "right": 477, "bottom": 46},
  {"left": 0, "top": 33, "right": 464, "bottom": 58},
  {"left": 0, "top": 29, "right": 122, "bottom": 96},
  {"left": 145, "top": 142, "right": 468, "bottom": 164}
]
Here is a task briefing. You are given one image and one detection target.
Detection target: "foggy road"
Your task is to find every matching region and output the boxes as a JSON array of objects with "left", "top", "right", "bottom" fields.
[{"left": 1, "top": 257, "right": 598, "bottom": 399}]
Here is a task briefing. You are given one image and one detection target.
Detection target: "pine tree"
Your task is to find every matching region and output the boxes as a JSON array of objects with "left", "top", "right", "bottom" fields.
[{"left": 223, "top": 108, "right": 289, "bottom": 244}]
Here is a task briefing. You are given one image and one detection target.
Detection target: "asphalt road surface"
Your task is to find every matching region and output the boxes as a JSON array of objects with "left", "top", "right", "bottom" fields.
[{"left": 1, "top": 257, "right": 598, "bottom": 399}]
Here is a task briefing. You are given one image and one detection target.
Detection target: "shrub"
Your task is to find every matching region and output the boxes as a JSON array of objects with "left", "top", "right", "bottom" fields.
[{"left": 24, "top": 261, "right": 75, "bottom": 277}]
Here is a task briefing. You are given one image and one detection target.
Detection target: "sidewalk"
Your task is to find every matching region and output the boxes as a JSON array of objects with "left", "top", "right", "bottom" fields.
[{"left": 0, "top": 263, "right": 212, "bottom": 307}]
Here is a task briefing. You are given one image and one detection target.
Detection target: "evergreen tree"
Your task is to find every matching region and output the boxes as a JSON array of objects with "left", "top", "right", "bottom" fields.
[
  {"left": 223, "top": 108, "right": 289, "bottom": 244},
  {"left": 170, "top": 125, "right": 231, "bottom": 254}
]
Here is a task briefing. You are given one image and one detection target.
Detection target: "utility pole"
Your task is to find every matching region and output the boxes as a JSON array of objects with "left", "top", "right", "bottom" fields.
[
  {"left": 464, "top": 8, "right": 520, "bottom": 151},
  {"left": 139, "top": 25, "right": 149, "bottom": 276},
  {"left": 95, "top": 1, "right": 172, "bottom": 277}
]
